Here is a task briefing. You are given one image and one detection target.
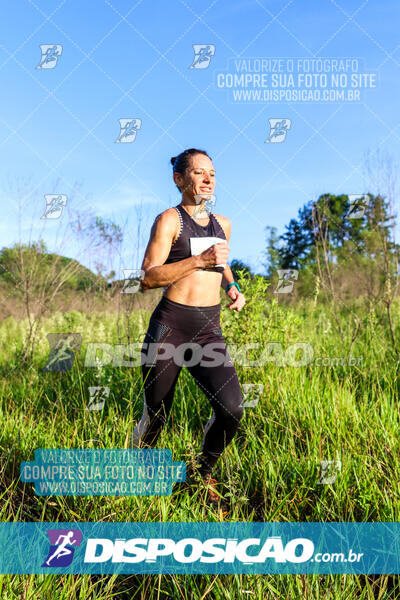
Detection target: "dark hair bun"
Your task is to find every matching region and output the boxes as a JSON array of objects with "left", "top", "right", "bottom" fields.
[{"left": 170, "top": 156, "right": 176, "bottom": 166}]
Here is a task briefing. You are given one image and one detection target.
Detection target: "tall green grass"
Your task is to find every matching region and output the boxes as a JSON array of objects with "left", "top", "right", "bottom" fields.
[{"left": 1, "top": 273, "right": 400, "bottom": 598}]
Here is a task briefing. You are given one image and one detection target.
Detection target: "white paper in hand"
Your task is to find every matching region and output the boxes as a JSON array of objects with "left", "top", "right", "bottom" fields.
[{"left": 189, "top": 237, "right": 226, "bottom": 268}]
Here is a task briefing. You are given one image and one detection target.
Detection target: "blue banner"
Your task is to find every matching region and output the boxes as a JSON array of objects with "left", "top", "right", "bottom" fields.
[{"left": 1, "top": 522, "right": 400, "bottom": 574}]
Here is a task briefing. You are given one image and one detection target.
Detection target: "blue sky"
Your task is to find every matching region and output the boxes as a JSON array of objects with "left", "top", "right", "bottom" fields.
[{"left": 0, "top": 0, "right": 399, "bottom": 276}]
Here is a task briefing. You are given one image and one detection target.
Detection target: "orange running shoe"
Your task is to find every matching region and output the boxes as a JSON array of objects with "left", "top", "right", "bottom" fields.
[
  {"left": 175, "top": 467, "right": 229, "bottom": 515},
  {"left": 203, "top": 475, "right": 221, "bottom": 503},
  {"left": 202, "top": 475, "right": 229, "bottom": 516}
]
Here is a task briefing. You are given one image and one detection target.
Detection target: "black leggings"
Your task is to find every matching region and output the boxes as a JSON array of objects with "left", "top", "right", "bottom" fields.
[{"left": 132, "top": 295, "right": 244, "bottom": 477}]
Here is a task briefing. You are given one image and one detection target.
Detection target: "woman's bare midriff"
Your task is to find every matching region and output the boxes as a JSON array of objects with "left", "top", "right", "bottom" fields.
[{"left": 163, "top": 269, "right": 222, "bottom": 306}]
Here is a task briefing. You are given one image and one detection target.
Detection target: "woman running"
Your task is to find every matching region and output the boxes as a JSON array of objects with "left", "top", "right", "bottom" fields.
[{"left": 132, "top": 148, "right": 246, "bottom": 508}]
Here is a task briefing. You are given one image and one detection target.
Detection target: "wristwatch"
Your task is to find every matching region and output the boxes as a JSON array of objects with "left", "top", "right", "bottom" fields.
[{"left": 225, "top": 282, "right": 241, "bottom": 293}]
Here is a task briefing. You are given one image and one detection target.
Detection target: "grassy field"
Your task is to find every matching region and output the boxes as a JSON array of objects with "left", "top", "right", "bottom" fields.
[{"left": 1, "top": 273, "right": 400, "bottom": 599}]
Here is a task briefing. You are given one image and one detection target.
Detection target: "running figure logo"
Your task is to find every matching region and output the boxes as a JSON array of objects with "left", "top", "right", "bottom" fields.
[
  {"left": 204, "top": 195, "right": 216, "bottom": 214},
  {"left": 41, "top": 333, "right": 82, "bottom": 372},
  {"left": 115, "top": 119, "right": 142, "bottom": 143},
  {"left": 240, "top": 383, "right": 264, "bottom": 408},
  {"left": 194, "top": 194, "right": 216, "bottom": 215},
  {"left": 265, "top": 119, "right": 292, "bottom": 143},
  {"left": 274, "top": 269, "right": 298, "bottom": 294},
  {"left": 36, "top": 45, "right": 63, "bottom": 69},
  {"left": 41, "top": 195, "right": 67, "bottom": 219},
  {"left": 121, "top": 269, "right": 145, "bottom": 294},
  {"left": 42, "top": 529, "right": 82, "bottom": 567},
  {"left": 347, "top": 194, "right": 369, "bottom": 219},
  {"left": 86, "top": 386, "right": 110, "bottom": 411},
  {"left": 318, "top": 459, "right": 342, "bottom": 484},
  {"left": 189, "top": 45, "right": 216, "bottom": 69}
]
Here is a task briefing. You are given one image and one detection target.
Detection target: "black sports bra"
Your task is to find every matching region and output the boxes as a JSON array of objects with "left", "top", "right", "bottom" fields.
[{"left": 164, "top": 204, "right": 226, "bottom": 273}]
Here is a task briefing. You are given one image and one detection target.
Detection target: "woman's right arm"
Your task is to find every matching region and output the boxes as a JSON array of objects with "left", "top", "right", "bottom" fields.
[{"left": 140, "top": 210, "right": 229, "bottom": 290}]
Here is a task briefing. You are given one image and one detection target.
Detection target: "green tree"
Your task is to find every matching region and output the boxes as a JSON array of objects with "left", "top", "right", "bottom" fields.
[
  {"left": 229, "top": 259, "right": 253, "bottom": 281},
  {"left": 263, "top": 225, "right": 281, "bottom": 277}
]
